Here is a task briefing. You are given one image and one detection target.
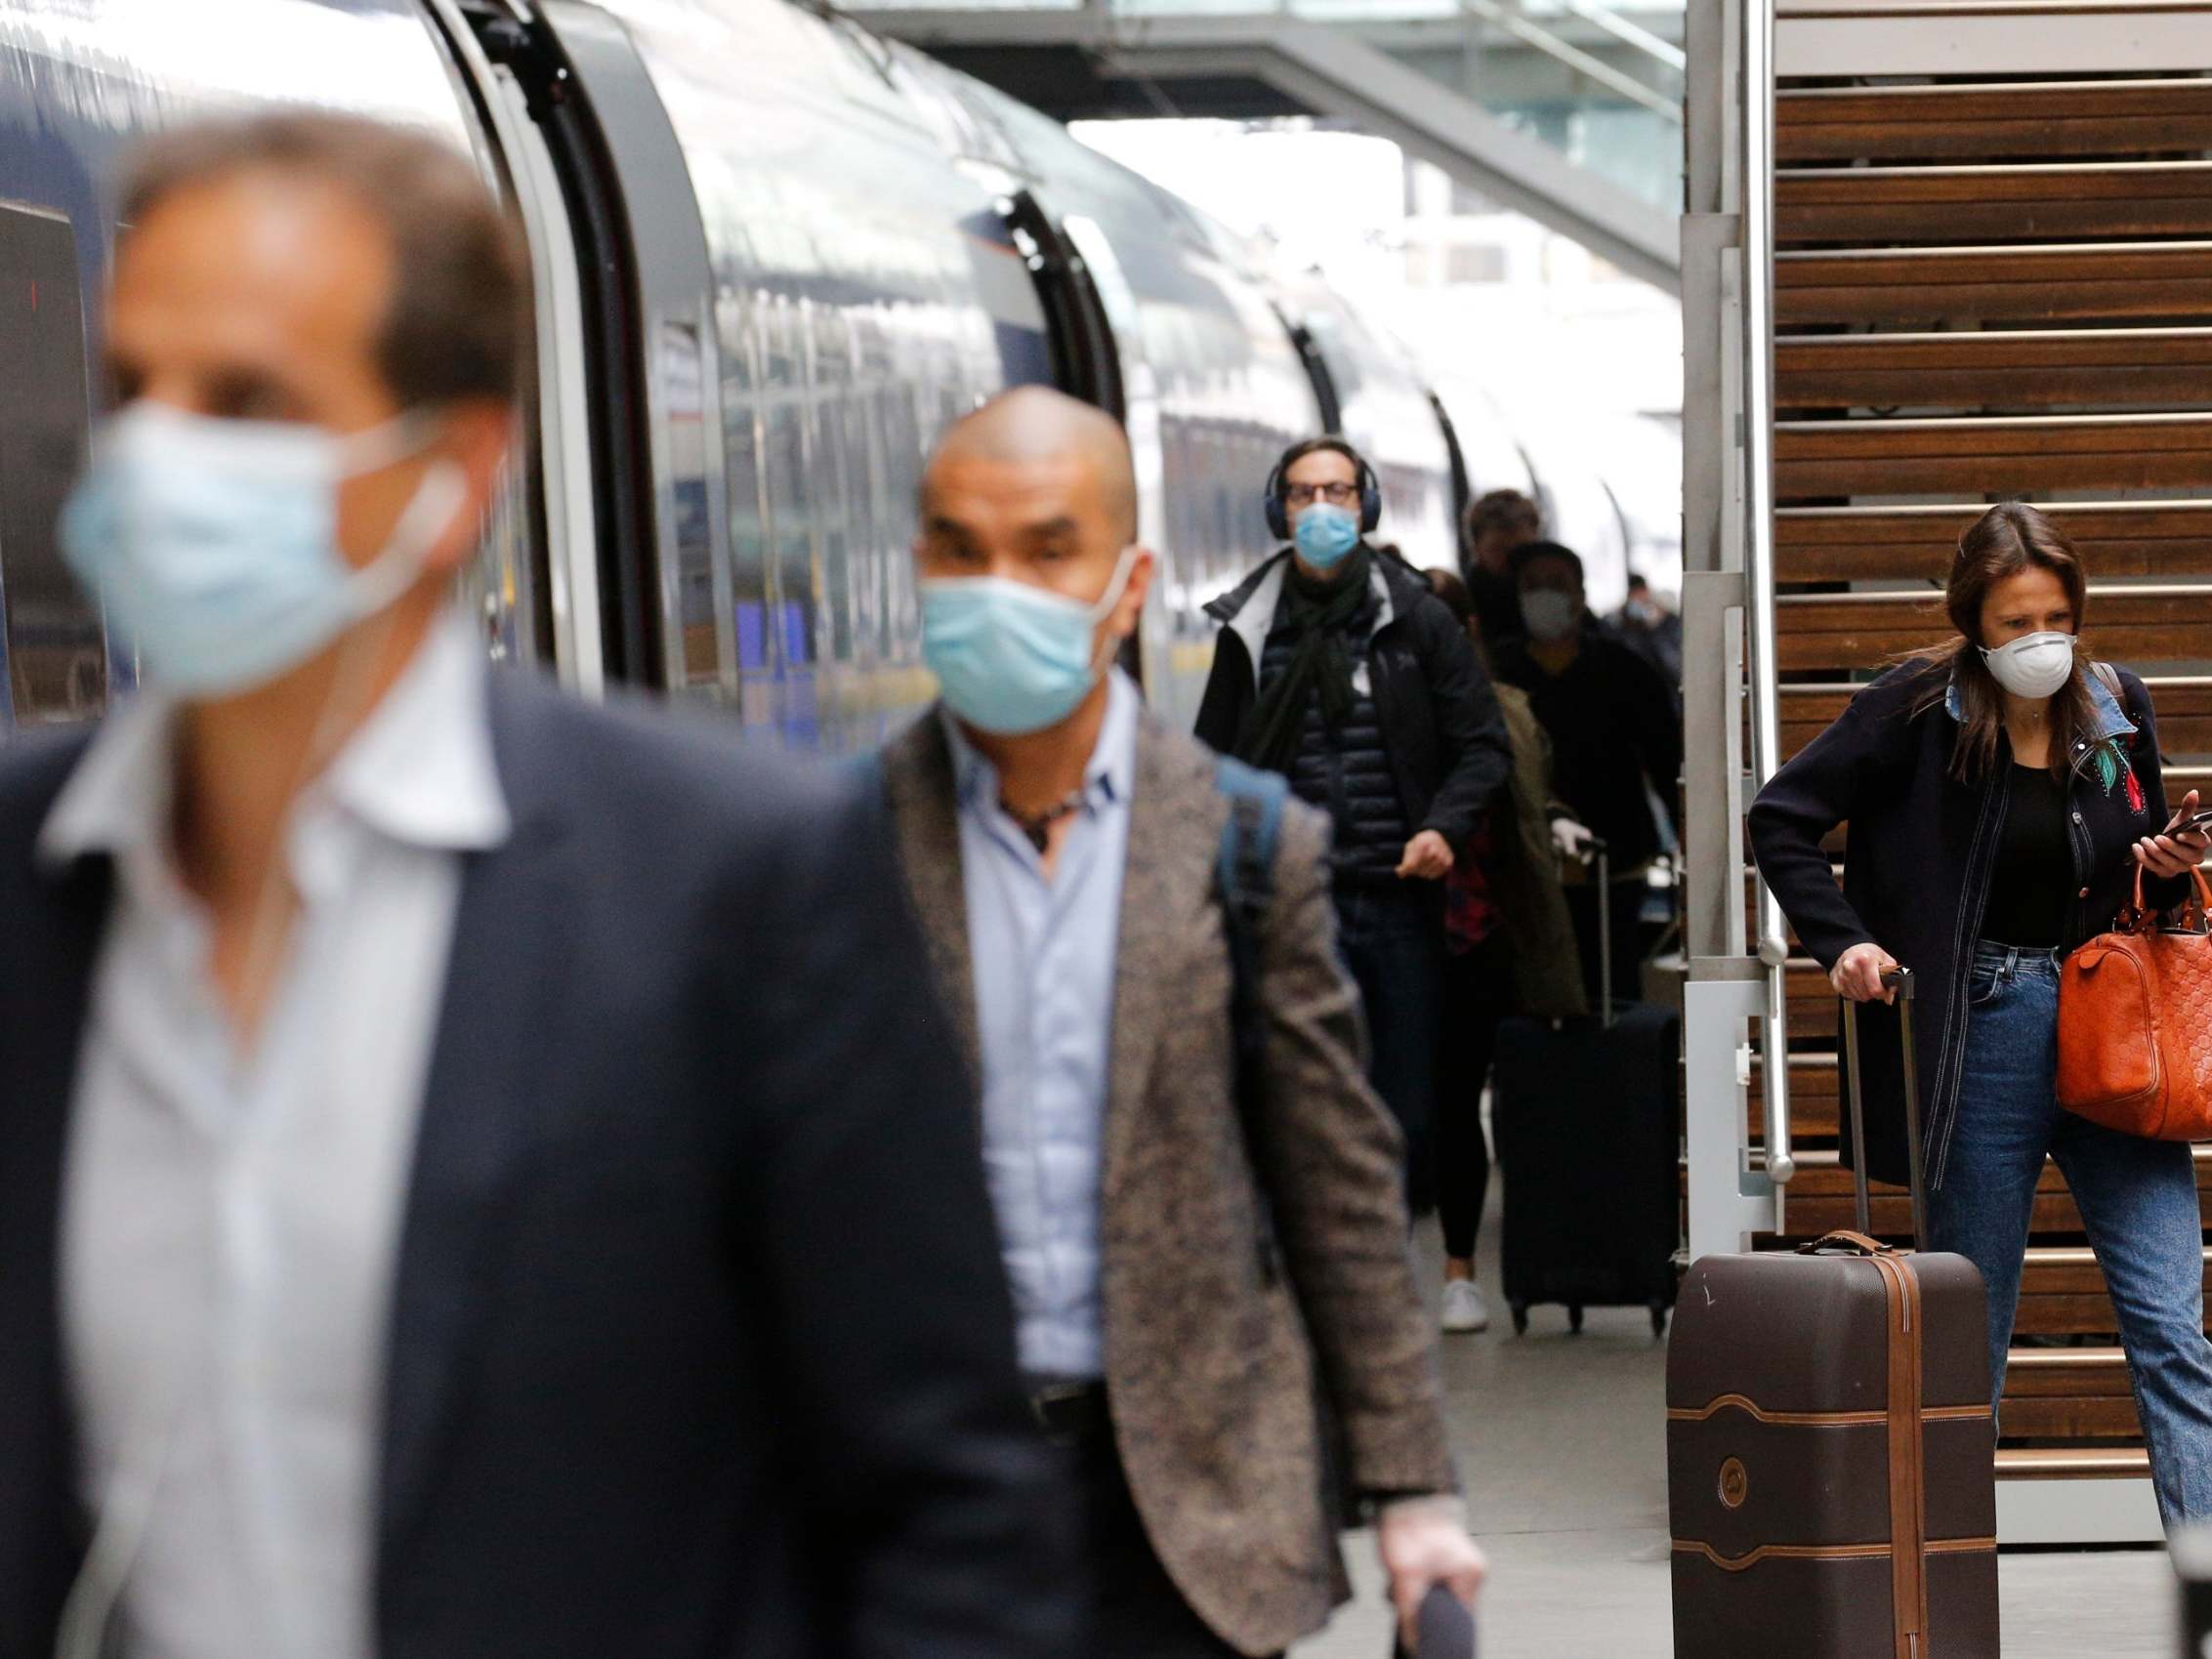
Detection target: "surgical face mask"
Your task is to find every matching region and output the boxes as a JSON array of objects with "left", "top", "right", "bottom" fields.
[
  {"left": 1292, "top": 501, "right": 1360, "bottom": 570},
  {"left": 60, "top": 400, "right": 467, "bottom": 699},
  {"left": 1521, "top": 588, "right": 1579, "bottom": 644},
  {"left": 1982, "top": 630, "right": 2075, "bottom": 699},
  {"left": 921, "top": 546, "right": 1138, "bottom": 736}
]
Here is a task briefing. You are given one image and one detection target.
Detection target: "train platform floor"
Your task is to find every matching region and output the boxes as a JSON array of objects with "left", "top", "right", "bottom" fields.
[{"left": 1293, "top": 1202, "right": 2177, "bottom": 1658}]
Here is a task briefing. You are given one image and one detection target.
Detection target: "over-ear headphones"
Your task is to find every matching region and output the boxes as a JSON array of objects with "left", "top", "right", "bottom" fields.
[{"left": 1264, "top": 439, "right": 1382, "bottom": 542}]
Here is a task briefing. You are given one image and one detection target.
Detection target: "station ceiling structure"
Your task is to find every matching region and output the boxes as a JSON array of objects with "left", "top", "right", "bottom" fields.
[{"left": 836, "top": 1, "right": 1686, "bottom": 291}]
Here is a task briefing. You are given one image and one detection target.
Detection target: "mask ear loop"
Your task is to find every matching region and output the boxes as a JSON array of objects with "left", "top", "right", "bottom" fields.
[
  {"left": 229, "top": 459, "right": 471, "bottom": 1015},
  {"left": 1082, "top": 545, "right": 1143, "bottom": 681}
]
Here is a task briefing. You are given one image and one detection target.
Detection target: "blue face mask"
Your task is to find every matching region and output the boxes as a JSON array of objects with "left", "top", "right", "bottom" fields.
[
  {"left": 921, "top": 548, "right": 1139, "bottom": 736},
  {"left": 60, "top": 401, "right": 466, "bottom": 698},
  {"left": 1292, "top": 501, "right": 1360, "bottom": 570}
]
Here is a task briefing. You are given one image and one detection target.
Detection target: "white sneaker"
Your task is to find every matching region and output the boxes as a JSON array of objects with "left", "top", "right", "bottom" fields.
[{"left": 1440, "top": 1278, "right": 1490, "bottom": 1334}]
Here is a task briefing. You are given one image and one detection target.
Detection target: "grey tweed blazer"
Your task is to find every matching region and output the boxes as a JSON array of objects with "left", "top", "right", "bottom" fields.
[{"left": 880, "top": 707, "right": 1457, "bottom": 1658}]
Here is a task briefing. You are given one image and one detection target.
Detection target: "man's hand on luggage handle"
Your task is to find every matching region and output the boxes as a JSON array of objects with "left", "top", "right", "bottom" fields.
[
  {"left": 2136, "top": 788, "right": 2211, "bottom": 880},
  {"left": 1378, "top": 1499, "right": 1485, "bottom": 1647},
  {"left": 1831, "top": 942, "right": 1899, "bottom": 1005},
  {"left": 1398, "top": 830, "right": 1455, "bottom": 881},
  {"left": 1549, "top": 816, "right": 1595, "bottom": 862}
]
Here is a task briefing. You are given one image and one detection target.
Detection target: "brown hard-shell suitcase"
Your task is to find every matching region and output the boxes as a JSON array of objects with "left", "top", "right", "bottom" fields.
[{"left": 1668, "top": 969, "right": 2001, "bottom": 1657}]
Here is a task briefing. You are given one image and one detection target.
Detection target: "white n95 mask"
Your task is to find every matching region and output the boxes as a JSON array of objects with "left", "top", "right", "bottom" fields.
[{"left": 1981, "top": 631, "right": 2076, "bottom": 700}]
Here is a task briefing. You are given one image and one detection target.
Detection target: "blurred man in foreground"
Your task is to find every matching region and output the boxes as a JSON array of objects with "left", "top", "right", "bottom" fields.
[
  {"left": 0, "top": 113, "right": 1062, "bottom": 1659},
  {"left": 879, "top": 386, "right": 1484, "bottom": 1658}
]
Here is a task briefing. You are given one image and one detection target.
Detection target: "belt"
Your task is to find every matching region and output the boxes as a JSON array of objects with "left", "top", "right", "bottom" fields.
[{"left": 1023, "top": 1377, "right": 1110, "bottom": 1445}]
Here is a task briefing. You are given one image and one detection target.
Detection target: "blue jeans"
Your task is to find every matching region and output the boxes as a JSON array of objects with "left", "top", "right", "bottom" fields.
[{"left": 1928, "top": 940, "right": 2212, "bottom": 1527}]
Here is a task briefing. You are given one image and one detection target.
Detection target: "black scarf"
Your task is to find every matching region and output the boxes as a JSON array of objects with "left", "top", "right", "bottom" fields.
[{"left": 1232, "top": 549, "right": 1373, "bottom": 774}]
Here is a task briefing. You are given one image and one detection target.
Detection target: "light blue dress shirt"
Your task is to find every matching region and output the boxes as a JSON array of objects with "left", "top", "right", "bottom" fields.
[{"left": 946, "top": 670, "right": 1138, "bottom": 1382}]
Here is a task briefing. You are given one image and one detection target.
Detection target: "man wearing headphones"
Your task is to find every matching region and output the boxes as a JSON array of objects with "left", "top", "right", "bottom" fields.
[{"left": 1195, "top": 437, "right": 1512, "bottom": 1195}]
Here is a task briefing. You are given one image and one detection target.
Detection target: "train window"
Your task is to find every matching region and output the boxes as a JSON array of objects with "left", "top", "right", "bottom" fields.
[
  {"left": 837, "top": 396, "right": 883, "bottom": 661},
  {"left": 658, "top": 318, "right": 725, "bottom": 689},
  {"left": 0, "top": 201, "right": 101, "bottom": 727},
  {"left": 762, "top": 399, "right": 814, "bottom": 674},
  {"left": 810, "top": 399, "right": 855, "bottom": 665},
  {"left": 719, "top": 304, "right": 772, "bottom": 719}
]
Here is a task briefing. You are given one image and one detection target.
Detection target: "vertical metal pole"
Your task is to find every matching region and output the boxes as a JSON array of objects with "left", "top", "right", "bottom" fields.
[
  {"left": 1842, "top": 997, "right": 1872, "bottom": 1235},
  {"left": 1893, "top": 969, "right": 1928, "bottom": 1251},
  {"left": 1739, "top": 0, "right": 1792, "bottom": 1184}
]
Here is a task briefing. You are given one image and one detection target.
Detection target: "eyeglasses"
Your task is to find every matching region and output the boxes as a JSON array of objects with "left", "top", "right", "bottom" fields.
[{"left": 1283, "top": 481, "right": 1360, "bottom": 508}]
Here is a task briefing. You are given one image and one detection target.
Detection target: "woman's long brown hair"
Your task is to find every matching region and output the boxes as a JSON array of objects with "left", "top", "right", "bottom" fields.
[{"left": 1906, "top": 501, "right": 2096, "bottom": 784}]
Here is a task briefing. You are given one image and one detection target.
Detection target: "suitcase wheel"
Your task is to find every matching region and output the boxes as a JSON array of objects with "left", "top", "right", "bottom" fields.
[
  {"left": 1509, "top": 1300, "right": 1529, "bottom": 1337},
  {"left": 1567, "top": 1305, "right": 1585, "bottom": 1335},
  {"left": 1649, "top": 1301, "right": 1668, "bottom": 1340}
]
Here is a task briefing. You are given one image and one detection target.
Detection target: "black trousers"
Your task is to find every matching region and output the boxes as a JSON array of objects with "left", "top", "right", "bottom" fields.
[
  {"left": 1434, "top": 931, "right": 1511, "bottom": 1262},
  {"left": 1067, "top": 1431, "right": 1278, "bottom": 1659},
  {"left": 1333, "top": 881, "right": 1444, "bottom": 1209}
]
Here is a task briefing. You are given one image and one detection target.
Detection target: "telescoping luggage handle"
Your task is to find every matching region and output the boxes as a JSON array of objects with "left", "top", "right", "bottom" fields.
[
  {"left": 1586, "top": 834, "right": 1612, "bottom": 1030},
  {"left": 1839, "top": 966, "right": 1927, "bottom": 1252},
  {"left": 1390, "top": 1585, "right": 1477, "bottom": 1659}
]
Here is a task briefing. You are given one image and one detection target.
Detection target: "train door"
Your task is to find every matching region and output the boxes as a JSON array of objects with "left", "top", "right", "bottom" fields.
[
  {"left": 429, "top": 0, "right": 717, "bottom": 700},
  {"left": 0, "top": 201, "right": 99, "bottom": 729},
  {"left": 998, "top": 188, "right": 1125, "bottom": 425},
  {"left": 1276, "top": 305, "right": 1346, "bottom": 437},
  {"left": 1054, "top": 214, "right": 1171, "bottom": 701}
]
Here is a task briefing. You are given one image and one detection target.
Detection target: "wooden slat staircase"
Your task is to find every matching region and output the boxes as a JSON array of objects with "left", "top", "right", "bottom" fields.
[{"left": 1756, "top": 62, "right": 2212, "bottom": 1488}]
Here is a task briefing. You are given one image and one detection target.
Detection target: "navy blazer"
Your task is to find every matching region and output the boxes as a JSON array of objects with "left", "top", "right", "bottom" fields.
[
  {"left": 0, "top": 669, "right": 1067, "bottom": 1659},
  {"left": 1749, "top": 661, "right": 2176, "bottom": 1191}
]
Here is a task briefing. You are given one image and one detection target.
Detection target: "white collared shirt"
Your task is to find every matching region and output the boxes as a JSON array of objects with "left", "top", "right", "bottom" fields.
[{"left": 39, "top": 614, "right": 509, "bottom": 1659}]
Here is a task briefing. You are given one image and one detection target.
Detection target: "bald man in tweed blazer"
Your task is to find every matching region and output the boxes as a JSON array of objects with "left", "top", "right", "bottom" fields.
[{"left": 882, "top": 388, "right": 1476, "bottom": 1659}]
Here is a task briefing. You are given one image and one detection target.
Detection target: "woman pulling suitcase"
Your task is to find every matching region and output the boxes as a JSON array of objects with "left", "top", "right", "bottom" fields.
[{"left": 1749, "top": 501, "right": 2212, "bottom": 1530}]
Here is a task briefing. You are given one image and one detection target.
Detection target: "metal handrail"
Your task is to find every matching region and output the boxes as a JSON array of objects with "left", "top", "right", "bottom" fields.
[
  {"left": 1459, "top": 0, "right": 1684, "bottom": 121},
  {"left": 1554, "top": 0, "right": 1689, "bottom": 73},
  {"left": 1741, "top": 0, "right": 1793, "bottom": 1183}
]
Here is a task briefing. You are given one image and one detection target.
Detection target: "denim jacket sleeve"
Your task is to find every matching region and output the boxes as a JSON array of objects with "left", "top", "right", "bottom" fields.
[{"left": 1747, "top": 686, "right": 1894, "bottom": 973}]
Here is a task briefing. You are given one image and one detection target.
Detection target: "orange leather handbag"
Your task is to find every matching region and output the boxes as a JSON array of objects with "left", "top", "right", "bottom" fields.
[{"left": 2056, "top": 866, "right": 2212, "bottom": 1140}]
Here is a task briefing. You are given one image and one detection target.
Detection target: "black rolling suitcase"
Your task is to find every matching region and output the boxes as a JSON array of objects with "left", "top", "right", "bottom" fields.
[{"left": 1493, "top": 841, "right": 1679, "bottom": 1336}]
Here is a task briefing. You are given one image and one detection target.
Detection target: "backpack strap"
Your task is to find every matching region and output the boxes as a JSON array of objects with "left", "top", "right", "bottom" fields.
[
  {"left": 2092, "top": 660, "right": 2124, "bottom": 705},
  {"left": 1213, "top": 754, "right": 1288, "bottom": 1281}
]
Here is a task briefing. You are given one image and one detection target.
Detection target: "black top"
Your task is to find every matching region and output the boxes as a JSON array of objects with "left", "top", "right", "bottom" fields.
[
  {"left": 1464, "top": 562, "right": 1523, "bottom": 653},
  {"left": 1981, "top": 762, "right": 2073, "bottom": 948},
  {"left": 1495, "top": 633, "right": 1683, "bottom": 872}
]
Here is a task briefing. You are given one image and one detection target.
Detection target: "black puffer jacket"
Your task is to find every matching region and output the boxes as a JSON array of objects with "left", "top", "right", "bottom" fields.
[
  {"left": 1255, "top": 595, "right": 1410, "bottom": 881},
  {"left": 1193, "top": 548, "right": 1512, "bottom": 855}
]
